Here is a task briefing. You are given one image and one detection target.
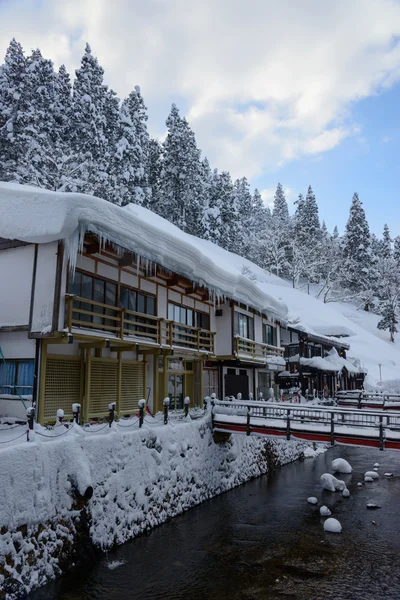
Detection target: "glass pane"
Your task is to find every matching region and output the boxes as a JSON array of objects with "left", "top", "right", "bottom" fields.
[
  {"left": 248, "top": 317, "right": 254, "bottom": 340},
  {"left": 137, "top": 293, "right": 146, "bottom": 314},
  {"left": 93, "top": 279, "right": 105, "bottom": 304},
  {"left": 168, "top": 374, "right": 176, "bottom": 410},
  {"left": 120, "top": 286, "right": 129, "bottom": 309},
  {"left": 202, "top": 313, "right": 210, "bottom": 330},
  {"left": 168, "top": 303, "right": 174, "bottom": 320},
  {"left": 180, "top": 307, "right": 187, "bottom": 325},
  {"left": 186, "top": 309, "right": 193, "bottom": 327},
  {"left": 147, "top": 296, "right": 155, "bottom": 316},
  {"left": 128, "top": 290, "right": 137, "bottom": 312},
  {"left": 81, "top": 275, "right": 93, "bottom": 300},
  {"left": 68, "top": 271, "right": 81, "bottom": 296},
  {"left": 105, "top": 282, "right": 116, "bottom": 307},
  {"left": 93, "top": 279, "right": 105, "bottom": 325},
  {"left": 174, "top": 305, "right": 180, "bottom": 323},
  {"left": 176, "top": 374, "right": 184, "bottom": 410},
  {"left": 239, "top": 314, "right": 247, "bottom": 338}
]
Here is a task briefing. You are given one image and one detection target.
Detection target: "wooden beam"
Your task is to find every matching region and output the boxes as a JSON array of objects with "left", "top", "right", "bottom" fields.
[
  {"left": 109, "top": 344, "right": 138, "bottom": 352},
  {"left": 85, "top": 241, "right": 100, "bottom": 255},
  {"left": 79, "top": 340, "right": 109, "bottom": 349},
  {"left": 166, "top": 274, "right": 180, "bottom": 287},
  {"left": 118, "top": 252, "right": 135, "bottom": 267}
]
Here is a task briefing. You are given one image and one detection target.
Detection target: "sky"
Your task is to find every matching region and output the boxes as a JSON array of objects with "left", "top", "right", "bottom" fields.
[{"left": 0, "top": 0, "right": 400, "bottom": 237}]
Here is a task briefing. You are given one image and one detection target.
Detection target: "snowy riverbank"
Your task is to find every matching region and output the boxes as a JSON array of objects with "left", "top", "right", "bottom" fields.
[{"left": 0, "top": 409, "right": 323, "bottom": 598}]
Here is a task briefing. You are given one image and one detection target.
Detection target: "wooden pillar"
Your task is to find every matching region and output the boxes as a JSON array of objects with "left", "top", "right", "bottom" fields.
[
  {"left": 199, "top": 359, "right": 204, "bottom": 406},
  {"left": 152, "top": 353, "right": 159, "bottom": 414},
  {"left": 117, "top": 350, "right": 122, "bottom": 418},
  {"left": 84, "top": 348, "right": 91, "bottom": 423},
  {"left": 162, "top": 354, "right": 169, "bottom": 403},
  {"left": 38, "top": 339, "right": 47, "bottom": 424}
]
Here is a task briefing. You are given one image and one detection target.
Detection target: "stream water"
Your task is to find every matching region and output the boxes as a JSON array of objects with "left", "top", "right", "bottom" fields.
[{"left": 29, "top": 445, "right": 400, "bottom": 600}]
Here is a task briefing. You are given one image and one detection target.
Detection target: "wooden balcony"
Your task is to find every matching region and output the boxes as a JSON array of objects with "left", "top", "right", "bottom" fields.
[
  {"left": 65, "top": 295, "right": 215, "bottom": 354},
  {"left": 234, "top": 335, "right": 284, "bottom": 362}
]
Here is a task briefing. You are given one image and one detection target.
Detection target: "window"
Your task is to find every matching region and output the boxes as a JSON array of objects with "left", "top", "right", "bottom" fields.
[
  {"left": 234, "top": 311, "right": 254, "bottom": 340},
  {"left": 120, "top": 287, "right": 155, "bottom": 316},
  {"left": 67, "top": 270, "right": 155, "bottom": 333},
  {"left": 0, "top": 359, "right": 34, "bottom": 396},
  {"left": 263, "top": 323, "right": 274, "bottom": 346},
  {"left": 168, "top": 303, "right": 209, "bottom": 330}
]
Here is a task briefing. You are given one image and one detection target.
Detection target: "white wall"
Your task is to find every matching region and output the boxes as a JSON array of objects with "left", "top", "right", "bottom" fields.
[
  {"left": 214, "top": 303, "right": 232, "bottom": 356},
  {"left": 157, "top": 285, "right": 167, "bottom": 319},
  {"left": 0, "top": 331, "right": 36, "bottom": 359},
  {"left": 31, "top": 242, "right": 58, "bottom": 333},
  {"left": 0, "top": 245, "right": 34, "bottom": 326}
]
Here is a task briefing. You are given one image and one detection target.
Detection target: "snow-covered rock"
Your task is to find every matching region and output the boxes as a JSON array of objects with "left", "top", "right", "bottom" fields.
[
  {"left": 364, "top": 476, "right": 374, "bottom": 482},
  {"left": 320, "top": 473, "right": 346, "bottom": 492},
  {"left": 374, "top": 463, "right": 380, "bottom": 468},
  {"left": 320, "top": 505, "right": 331, "bottom": 516},
  {"left": 324, "top": 518, "right": 342, "bottom": 533},
  {"left": 332, "top": 458, "right": 352, "bottom": 474},
  {"left": 384, "top": 472, "right": 393, "bottom": 477},
  {"left": 366, "top": 503, "right": 381, "bottom": 510},
  {"left": 373, "top": 467, "right": 378, "bottom": 471},
  {"left": 357, "top": 482, "right": 363, "bottom": 487},
  {"left": 342, "top": 488, "right": 350, "bottom": 497},
  {"left": 307, "top": 497, "right": 318, "bottom": 505},
  {"left": 364, "top": 471, "right": 379, "bottom": 480}
]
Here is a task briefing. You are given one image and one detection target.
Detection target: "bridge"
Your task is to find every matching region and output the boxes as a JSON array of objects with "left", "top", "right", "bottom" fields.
[{"left": 212, "top": 399, "right": 400, "bottom": 451}]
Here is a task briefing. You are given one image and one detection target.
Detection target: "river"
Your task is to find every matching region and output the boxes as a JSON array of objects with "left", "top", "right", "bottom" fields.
[{"left": 29, "top": 445, "right": 400, "bottom": 600}]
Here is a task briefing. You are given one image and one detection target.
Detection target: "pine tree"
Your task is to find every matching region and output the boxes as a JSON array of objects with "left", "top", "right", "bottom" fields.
[
  {"left": 394, "top": 236, "right": 400, "bottom": 263},
  {"left": 378, "top": 303, "right": 398, "bottom": 343},
  {"left": 124, "top": 86, "right": 150, "bottom": 205},
  {"left": 380, "top": 224, "right": 392, "bottom": 260},
  {"left": 266, "top": 183, "right": 291, "bottom": 277},
  {"left": 15, "top": 48, "right": 58, "bottom": 188},
  {"left": 0, "top": 39, "right": 29, "bottom": 181},
  {"left": 145, "top": 138, "right": 163, "bottom": 211},
  {"left": 159, "top": 104, "right": 204, "bottom": 236},
  {"left": 341, "top": 192, "right": 375, "bottom": 309},
  {"left": 69, "top": 44, "right": 109, "bottom": 197},
  {"left": 108, "top": 101, "right": 141, "bottom": 206},
  {"left": 333, "top": 225, "right": 339, "bottom": 239}
]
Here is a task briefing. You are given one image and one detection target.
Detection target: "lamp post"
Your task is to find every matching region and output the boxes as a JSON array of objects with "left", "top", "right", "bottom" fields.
[{"left": 378, "top": 363, "right": 382, "bottom": 385}]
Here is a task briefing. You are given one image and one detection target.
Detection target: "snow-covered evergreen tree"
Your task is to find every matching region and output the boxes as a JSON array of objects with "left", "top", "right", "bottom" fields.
[
  {"left": 69, "top": 44, "right": 109, "bottom": 197},
  {"left": 159, "top": 104, "right": 204, "bottom": 236},
  {"left": 266, "top": 183, "right": 291, "bottom": 277},
  {"left": 145, "top": 138, "right": 163, "bottom": 211},
  {"left": 341, "top": 192, "right": 375, "bottom": 309},
  {"left": 0, "top": 39, "right": 30, "bottom": 181},
  {"left": 380, "top": 224, "right": 392, "bottom": 260},
  {"left": 123, "top": 85, "right": 150, "bottom": 205}
]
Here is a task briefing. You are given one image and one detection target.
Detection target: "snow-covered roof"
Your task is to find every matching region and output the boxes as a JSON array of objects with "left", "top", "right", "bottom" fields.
[
  {"left": 0, "top": 182, "right": 286, "bottom": 321},
  {"left": 300, "top": 348, "right": 362, "bottom": 374}
]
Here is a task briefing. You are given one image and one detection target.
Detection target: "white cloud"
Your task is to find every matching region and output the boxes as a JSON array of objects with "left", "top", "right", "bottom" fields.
[{"left": 1, "top": 0, "right": 400, "bottom": 180}]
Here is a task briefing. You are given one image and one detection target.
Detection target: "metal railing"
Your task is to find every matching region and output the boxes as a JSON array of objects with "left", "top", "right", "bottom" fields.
[
  {"left": 234, "top": 336, "right": 284, "bottom": 361},
  {"left": 65, "top": 295, "right": 215, "bottom": 353},
  {"left": 212, "top": 399, "right": 400, "bottom": 451}
]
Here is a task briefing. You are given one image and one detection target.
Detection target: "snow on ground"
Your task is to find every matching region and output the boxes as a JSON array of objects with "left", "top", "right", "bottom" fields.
[{"left": 0, "top": 408, "right": 322, "bottom": 597}]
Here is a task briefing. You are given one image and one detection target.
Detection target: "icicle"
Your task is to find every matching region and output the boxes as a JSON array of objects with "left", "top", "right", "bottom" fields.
[{"left": 136, "top": 254, "right": 140, "bottom": 276}]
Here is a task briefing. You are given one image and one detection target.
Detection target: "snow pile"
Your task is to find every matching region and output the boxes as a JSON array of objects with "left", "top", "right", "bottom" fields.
[
  {"left": 307, "top": 497, "right": 318, "bottom": 505},
  {"left": 320, "top": 473, "right": 346, "bottom": 492},
  {"left": 0, "top": 409, "right": 320, "bottom": 597},
  {"left": 320, "top": 506, "right": 331, "bottom": 516},
  {"left": 342, "top": 488, "right": 350, "bottom": 497},
  {"left": 364, "top": 471, "right": 379, "bottom": 480},
  {"left": 0, "top": 182, "right": 286, "bottom": 321},
  {"left": 332, "top": 458, "right": 352, "bottom": 474},
  {"left": 324, "top": 518, "right": 342, "bottom": 533}
]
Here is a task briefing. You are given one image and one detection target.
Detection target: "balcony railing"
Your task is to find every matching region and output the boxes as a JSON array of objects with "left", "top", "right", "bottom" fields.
[
  {"left": 234, "top": 335, "right": 284, "bottom": 361},
  {"left": 65, "top": 295, "right": 215, "bottom": 354}
]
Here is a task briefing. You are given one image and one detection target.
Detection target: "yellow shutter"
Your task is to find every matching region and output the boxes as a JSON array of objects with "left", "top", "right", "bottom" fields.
[{"left": 44, "top": 355, "right": 81, "bottom": 421}]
